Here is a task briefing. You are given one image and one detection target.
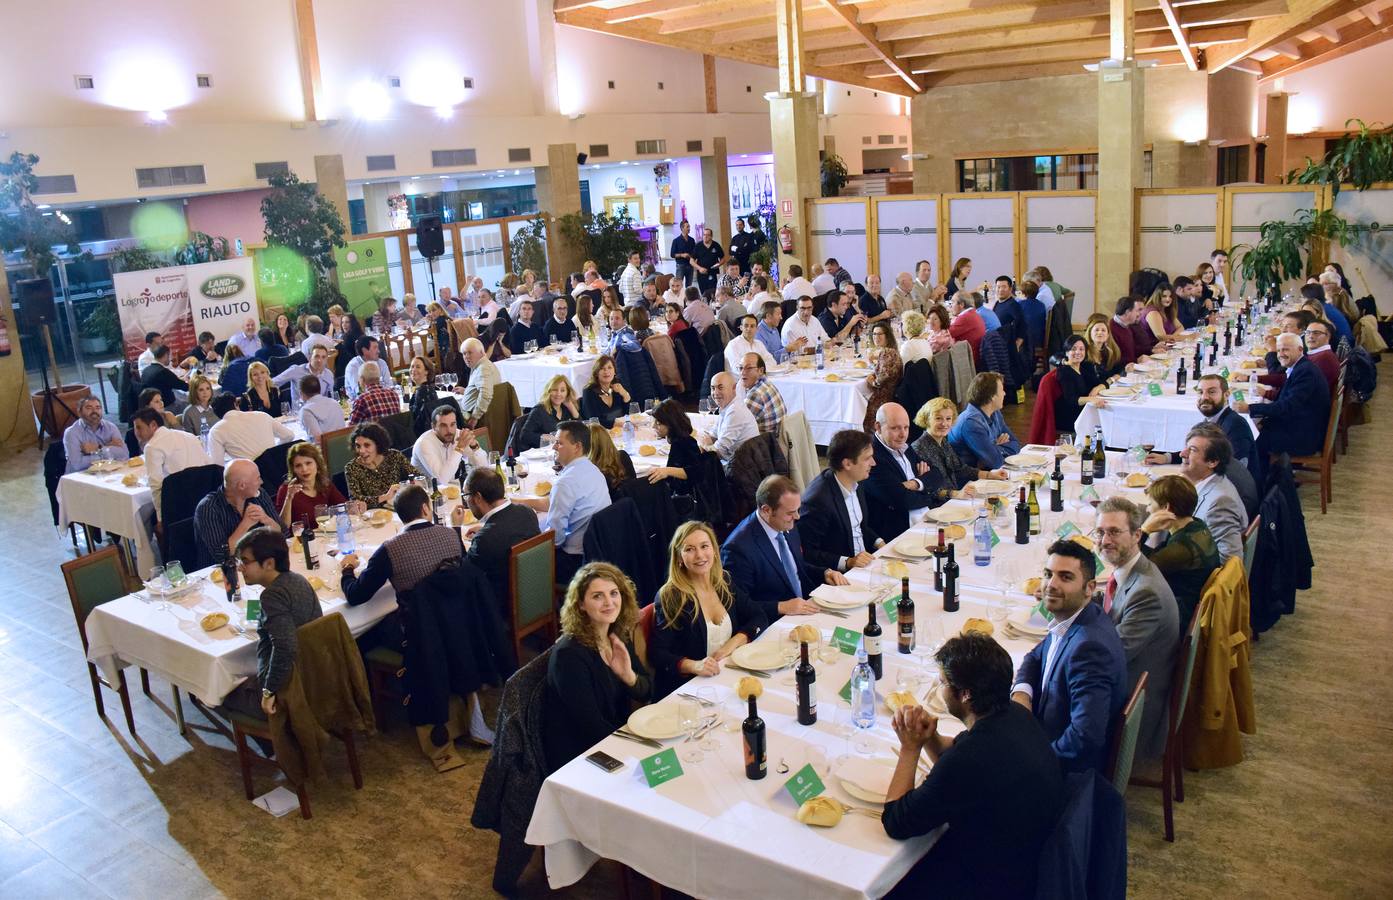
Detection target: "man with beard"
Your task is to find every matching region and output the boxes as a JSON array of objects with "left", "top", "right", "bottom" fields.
[{"left": 1146, "top": 374, "right": 1255, "bottom": 468}]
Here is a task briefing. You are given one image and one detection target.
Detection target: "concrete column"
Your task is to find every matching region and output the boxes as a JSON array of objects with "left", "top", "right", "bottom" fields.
[
  {"left": 1096, "top": 61, "right": 1145, "bottom": 302},
  {"left": 769, "top": 93, "right": 822, "bottom": 275},
  {"left": 535, "top": 143, "right": 583, "bottom": 281},
  {"left": 822, "top": 135, "right": 837, "bottom": 159},
  {"left": 313, "top": 154, "right": 351, "bottom": 238},
  {"left": 1265, "top": 92, "right": 1289, "bottom": 185},
  {"left": 909, "top": 102, "right": 956, "bottom": 193},
  {"left": 0, "top": 277, "right": 40, "bottom": 450},
  {"left": 700, "top": 137, "right": 732, "bottom": 249}
]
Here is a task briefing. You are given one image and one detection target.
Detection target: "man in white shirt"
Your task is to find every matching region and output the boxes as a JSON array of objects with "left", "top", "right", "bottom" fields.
[
  {"left": 136, "top": 331, "right": 163, "bottom": 372},
  {"left": 515, "top": 421, "right": 611, "bottom": 584},
  {"left": 617, "top": 250, "right": 644, "bottom": 307},
  {"left": 781, "top": 295, "right": 829, "bottom": 351},
  {"left": 724, "top": 314, "right": 776, "bottom": 375},
  {"left": 810, "top": 264, "right": 836, "bottom": 296},
  {"left": 701, "top": 372, "right": 758, "bottom": 465},
  {"left": 744, "top": 275, "right": 776, "bottom": 315},
  {"left": 781, "top": 264, "right": 814, "bottom": 302},
  {"left": 273, "top": 346, "right": 334, "bottom": 406},
  {"left": 475, "top": 289, "right": 502, "bottom": 325},
  {"left": 460, "top": 337, "right": 499, "bottom": 427},
  {"left": 207, "top": 408, "right": 295, "bottom": 462},
  {"left": 296, "top": 374, "right": 345, "bottom": 441},
  {"left": 343, "top": 336, "right": 383, "bottom": 400},
  {"left": 662, "top": 279, "right": 685, "bottom": 307},
  {"left": 229, "top": 317, "right": 262, "bottom": 360},
  {"left": 298, "top": 316, "right": 336, "bottom": 357},
  {"left": 438, "top": 286, "right": 465, "bottom": 318},
  {"left": 1029, "top": 269, "right": 1056, "bottom": 311},
  {"left": 410, "top": 405, "right": 488, "bottom": 483},
  {"left": 1211, "top": 248, "right": 1229, "bottom": 300},
  {"left": 132, "top": 407, "right": 212, "bottom": 519}
]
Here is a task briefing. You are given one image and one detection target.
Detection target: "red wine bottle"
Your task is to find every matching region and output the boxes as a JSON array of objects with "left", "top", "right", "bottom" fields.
[
  {"left": 743, "top": 695, "right": 767, "bottom": 780},
  {"left": 796, "top": 641, "right": 817, "bottom": 725},
  {"left": 897, "top": 576, "right": 915, "bottom": 654},
  {"left": 863, "top": 602, "right": 883, "bottom": 680}
]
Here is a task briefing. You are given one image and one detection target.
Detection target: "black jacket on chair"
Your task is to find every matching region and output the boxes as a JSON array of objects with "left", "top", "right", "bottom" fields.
[
  {"left": 1249, "top": 461, "right": 1313, "bottom": 635},
  {"left": 863, "top": 436, "right": 944, "bottom": 542},
  {"left": 582, "top": 498, "right": 659, "bottom": 607},
  {"left": 798, "top": 468, "right": 882, "bottom": 572},
  {"left": 466, "top": 502, "right": 542, "bottom": 621}
]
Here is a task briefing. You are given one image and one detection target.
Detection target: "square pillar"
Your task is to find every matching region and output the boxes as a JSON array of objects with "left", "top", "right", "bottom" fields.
[
  {"left": 1265, "top": 92, "right": 1289, "bottom": 185},
  {"left": 700, "top": 136, "right": 732, "bottom": 249},
  {"left": 313, "top": 154, "right": 351, "bottom": 238},
  {"left": 535, "top": 143, "right": 583, "bottom": 282},
  {"left": 1097, "top": 60, "right": 1145, "bottom": 302},
  {"left": 768, "top": 92, "right": 822, "bottom": 275}
]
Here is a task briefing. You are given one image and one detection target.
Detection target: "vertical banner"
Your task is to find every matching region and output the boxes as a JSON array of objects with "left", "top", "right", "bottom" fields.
[
  {"left": 333, "top": 238, "right": 391, "bottom": 317},
  {"left": 186, "top": 257, "right": 258, "bottom": 341},
  {"left": 114, "top": 267, "right": 194, "bottom": 363}
]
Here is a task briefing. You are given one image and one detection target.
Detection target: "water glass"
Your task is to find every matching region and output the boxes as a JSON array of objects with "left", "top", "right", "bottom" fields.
[
  {"left": 678, "top": 697, "right": 704, "bottom": 763},
  {"left": 695, "top": 687, "right": 720, "bottom": 751},
  {"left": 164, "top": 561, "right": 186, "bottom": 587},
  {"left": 780, "top": 627, "right": 800, "bottom": 686},
  {"left": 803, "top": 745, "right": 830, "bottom": 780}
]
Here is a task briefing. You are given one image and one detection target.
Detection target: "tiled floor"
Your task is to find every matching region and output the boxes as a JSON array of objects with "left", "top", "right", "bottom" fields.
[{"left": 1, "top": 389, "right": 1390, "bottom": 899}]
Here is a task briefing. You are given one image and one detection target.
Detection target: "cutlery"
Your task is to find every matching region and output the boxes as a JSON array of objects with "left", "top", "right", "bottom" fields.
[
  {"left": 724, "top": 664, "right": 770, "bottom": 678},
  {"left": 611, "top": 729, "right": 663, "bottom": 749},
  {"left": 685, "top": 716, "right": 720, "bottom": 743},
  {"left": 677, "top": 692, "right": 715, "bottom": 707},
  {"left": 819, "top": 608, "right": 850, "bottom": 619},
  {"left": 833, "top": 800, "right": 882, "bottom": 819}
]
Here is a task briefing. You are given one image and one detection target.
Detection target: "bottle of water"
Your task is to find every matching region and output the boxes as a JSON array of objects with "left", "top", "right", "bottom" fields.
[
  {"left": 815, "top": 337, "right": 825, "bottom": 372},
  {"left": 850, "top": 646, "right": 876, "bottom": 732},
  {"left": 199, "top": 421, "right": 211, "bottom": 453},
  {"left": 622, "top": 415, "right": 637, "bottom": 452},
  {"left": 973, "top": 506, "right": 992, "bottom": 567},
  {"left": 334, "top": 505, "right": 355, "bottom": 555}
]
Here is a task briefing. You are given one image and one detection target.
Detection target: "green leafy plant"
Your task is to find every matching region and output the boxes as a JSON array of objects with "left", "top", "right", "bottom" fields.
[
  {"left": 1232, "top": 207, "right": 1356, "bottom": 294},
  {"left": 1287, "top": 119, "right": 1393, "bottom": 196},
  {"left": 110, "top": 245, "right": 163, "bottom": 273},
  {"left": 172, "top": 231, "right": 231, "bottom": 265},
  {"left": 820, "top": 153, "right": 849, "bottom": 198},
  {"left": 509, "top": 215, "right": 550, "bottom": 282},
  {"left": 555, "top": 209, "right": 643, "bottom": 280},
  {"left": 77, "top": 301, "right": 121, "bottom": 348},
  {"left": 0, "top": 151, "right": 82, "bottom": 276},
  {"left": 260, "top": 170, "right": 347, "bottom": 278}
]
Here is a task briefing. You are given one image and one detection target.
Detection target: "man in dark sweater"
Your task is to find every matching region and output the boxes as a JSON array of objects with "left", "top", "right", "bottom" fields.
[
  {"left": 463, "top": 467, "right": 541, "bottom": 619},
  {"left": 219, "top": 526, "right": 322, "bottom": 723},
  {"left": 883, "top": 633, "right": 1064, "bottom": 899}
]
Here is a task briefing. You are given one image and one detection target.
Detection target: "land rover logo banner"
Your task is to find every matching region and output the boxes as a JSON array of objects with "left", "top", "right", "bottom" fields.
[{"left": 187, "top": 257, "right": 259, "bottom": 345}]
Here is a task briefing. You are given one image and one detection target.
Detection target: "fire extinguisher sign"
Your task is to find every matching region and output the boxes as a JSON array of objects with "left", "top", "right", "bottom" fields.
[{"left": 781, "top": 200, "right": 793, "bottom": 215}]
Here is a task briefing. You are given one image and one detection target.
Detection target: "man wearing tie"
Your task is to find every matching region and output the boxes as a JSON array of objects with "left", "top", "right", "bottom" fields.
[
  {"left": 722, "top": 475, "right": 851, "bottom": 622},
  {"left": 864, "top": 402, "right": 945, "bottom": 541},
  {"left": 1012, "top": 541, "right": 1128, "bottom": 773}
]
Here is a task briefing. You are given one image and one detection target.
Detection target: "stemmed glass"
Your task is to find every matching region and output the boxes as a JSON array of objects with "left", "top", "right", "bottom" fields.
[
  {"left": 695, "top": 687, "right": 720, "bottom": 751},
  {"left": 698, "top": 398, "right": 711, "bottom": 415},
  {"left": 779, "top": 627, "right": 800, "bottom": 686},
  {"left": 628, "top": 401, "right": 641, "bottom": 418},
  {"left": 678, "top": 696, "right": 704, "bottom": 763}
]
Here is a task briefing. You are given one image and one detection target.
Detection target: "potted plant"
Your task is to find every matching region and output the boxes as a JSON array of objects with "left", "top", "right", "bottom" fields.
[
  {"left": 555, "top": 210, "right": 643, "bottom": 280},
  {"left": 820, "top": 153, "right": 849, "bottom": 198},
  {"left": 259, "top": 169, "right": 347, "bottom": 320},
  {"left": 509, "top": 216, "right": 550, "bottom": 282},
  {"left": 77, "top": 301, "right": 121, "bottom": 355}
]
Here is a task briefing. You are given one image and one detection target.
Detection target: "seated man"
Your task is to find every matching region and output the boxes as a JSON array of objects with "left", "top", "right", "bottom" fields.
[
  {"left": 206, "top": 406, "right": 295, "bottom": 463},
  {"left": 1233, "top": 333, "right": 1329, "bottom": 484},
  {"left": 515, "top": 421, "right": 610, "bottom": 586},
  {"left": 818, "top": 291, "right": 865, "bottom": 344},
  {"left": 699, "top": 372, "right": 758, "bottom": 466},
  {"left": 298, "top": 315, "right": 337, "bottom": 357},
  {"left": 272, "top": 345, "right": 335, "bottom": 407},
  {"left": 140, "top": 345, "right": 188, "bottom": 407},
  {"left": 229, "top": 317, "right": 263, "bottom": 360},
  {"left": 724, "top": 315, "right": 776, "bottom": 375},
  {"left": 1147, "top": 374, "right": 1255, "bottom": 469},
  {"left": 1012, "top": 540, "right": 1127, "bottom": 773},
  {"left": 722, "top": 475, "right": 850, "bottom": 621},
  {"left": 296, "top": 373, "right": 346, "bottom": 442},
  {"left": 884, "top": 633, "right": 1064, "bottom": 899},
  {"left": 799, "top": 429, "right": 884, "bottom": 573},
  {"left": 1095, "top": 497, "right": 1180, "bottom": 762},
  {"left": 780, "top": 264, "right": 813, "bottom": 302},
  {"left": 194, "top": 459, "right": 281, "bottom": 564},
  {"left": 508, "top": 299, "right": 546, "bottom": 354},
  {"left": 755, "top": 301, "right": 789, "bottom": 363},
  {"left": 462, "top": 467, "right": 542, "bottom": 616},
  {"left": 858, "top": 274, "right": 892, "bottom": 324},
  {"left": 947, "top": 372, "right": 1021, "bottom": 469},
  {"left": 137, "top": 331, "right": 163, "bottom": 372},
  {"left": 344, "top": 336, "right": 383, "bottom": 400},
  {"left": 348, "top": 362, "right": 400, "bottom": 425},
  {"left": 864, "top": 402, "right": 943, "bottom": 541},
  {"left": 739, "top": 353, "right": 786, "bottom": 436},
  {"left": 132, "top": 406, "right": 212, "bottom": 518},
  {"left": 410, "top": 405, "right": 488, "bottom": 484},
  {"left": 542, "top": 295, "right": 577, "bottom": 345},
  {"left": 63, "top": 396, "right": 129, "bottom": 472},
  {"left": 218, "top": 526, "right": 322, "bottom": 724},
  {"left": 780, "top": 294, "right": 825, "bottom": 354},
  {"left": 460, "top": 337, "right": 500, "bottom": 428},
  {"left": 1175, "top": 424, "right": 1248, "bottom": 563},
  {"left": 188, "top": 331, "right": 221, "bottom": 367},
  {"left": 946, "top": 291, "right": 987, "bottom": 365},
  {"left": 1109, "top": 295, "right": 1142, "bottom": 366}
]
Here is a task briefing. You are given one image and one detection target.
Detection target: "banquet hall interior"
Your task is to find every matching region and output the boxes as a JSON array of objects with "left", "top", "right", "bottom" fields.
[{"left": 1, "top": 0, "right": 1392, "bottom": 897}]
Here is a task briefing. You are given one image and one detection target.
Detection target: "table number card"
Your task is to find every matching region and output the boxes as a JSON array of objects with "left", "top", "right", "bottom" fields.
[
  {"left": 1233, "top": 389, "right": 1246, "bottom": 404},
  {"left": 1147, "top": 383, "right": 1163, "bottom": 397},
  {"left": 830, "top": 626, "right": 861, "bottom": 655},
  {"left": 1055, "top": 520, "right": 1081, "bottom": 540},
  {"left": 1219, "top": 366, "right": 1231, "bottom": 379},
  {"left": 784, "top": 763, "right": 826, "bottom": 804},
  {"left": 987, "top": 524, "right": 1001, "bottom": 548},
  {"left": 1079, "top": 485, "right": 1100, "bottom": 503},
  {"left": 640, "top": 748, "right": 684, "bottom": 788},
  {"left": 881, "top": 596, "right": 899, "bottom": 623}
]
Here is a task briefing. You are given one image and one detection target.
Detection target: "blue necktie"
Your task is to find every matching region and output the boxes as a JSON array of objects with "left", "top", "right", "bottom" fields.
[{"left": 777, "top": 531, "right": 801, "bottom": 596}]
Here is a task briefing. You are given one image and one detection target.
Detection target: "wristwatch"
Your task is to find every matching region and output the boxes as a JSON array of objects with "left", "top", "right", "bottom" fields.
[{"left": 262, "top": 689, "right": 275, "bottom": 699}]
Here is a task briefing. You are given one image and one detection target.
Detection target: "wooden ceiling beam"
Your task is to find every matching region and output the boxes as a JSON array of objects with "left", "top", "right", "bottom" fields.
[
  {"left": 1207, "top": 0, "right": 1367, "bottom": 69},
  {"left": 815, "top": 0, "right": 923, "bottom": 92},
  {"left": 1362, "top": 3, "right": 1384, "bottom": 24},
  {"left": 912, "top": 56, "right": 1191, "bottom": 89},
  {"left": 1158, "top": 0, "right": 1202, "bottom": 68},
  {"left": 1177, "top": 0, "right": 1291, "bottom": 28},
  {"left": 604, "top": 0, "right": 709, "bottom": 25},
  {"left": 1259, "top": 16, "right": 1393, "bottom": 78},
  {"left": 553, "top": 0, "right": 602, "bottom": 11}
]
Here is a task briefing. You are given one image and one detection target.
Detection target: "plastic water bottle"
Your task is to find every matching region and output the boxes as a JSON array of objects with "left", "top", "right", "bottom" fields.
[
  {"left": 622, "top": 416, "right": 637, "bottom": 453},
  {"left": 334, "top": 505, "right": 355, "bottom": 556},
  {"left": 815, "top": 337, "right": 825, "bottom": 372},
  {"left": 199, "top": 421, "right": 211, "bottom": 453},
  {"left": 973, "top": 507, "right": 992, "bottom": 567},
  {"left": 850, "top": 646, "right": 876, "bottom": 732}
]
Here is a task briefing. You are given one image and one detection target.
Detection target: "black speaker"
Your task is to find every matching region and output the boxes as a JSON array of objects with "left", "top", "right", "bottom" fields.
[
  {"left": 576, "top": 152, "right": 588, "bottom": 166},
  {"left": 416, "top": 215, "right": 445, "bottom": 258},
  {"left": 16, "top": 277, "right": 56, "bottom": 331}
]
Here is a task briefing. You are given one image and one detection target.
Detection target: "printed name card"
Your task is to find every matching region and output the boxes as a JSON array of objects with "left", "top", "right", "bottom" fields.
[
  {"left": 784, "top": 763, "right": 826, "bottom": 804},
  {"left": 882, "top": 596, "right": 899, "bottom": 623},
  {"left": 1147, "top": 383, "right": 1163, "bottom": 397},
  {"left": 830, "top": 626, "right": 861, "bottom": 655},
  {"left": 640, "top": 747, "right": 684, "bottom": 788},
  {"left": 1055, "top": 521, "right": 1081, "bottom": 540},
  {"left": 987, "top": 525, "right": 1001, "bottom": 548}
]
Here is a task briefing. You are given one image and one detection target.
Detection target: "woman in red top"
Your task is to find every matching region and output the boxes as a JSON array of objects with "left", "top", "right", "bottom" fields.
[
  {"left": 663, "top": 302, "right": 689, "bottom": 338},
  {"left": 275, "top": 442, "right": 349, "bottom": 529}
]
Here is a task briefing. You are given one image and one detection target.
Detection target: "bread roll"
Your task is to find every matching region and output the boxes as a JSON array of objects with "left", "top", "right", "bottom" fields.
[
  {"left": 1023, "top": 576, "right": 1042, "bottom": 596},
  {"left": 200, "top": 612, "right": 229, "bottom": 632},
  {"left": 535, "top": 481, "right": 553, "bottom": 497},
  {"left": 736, "top": 676, "right": 764, "bottom": 701},
  {"left": 791, "top": 624, "right": 820, "bottom": 644},
  {"left": 1124, "top": 472, "right": 1150, "bottom": 488},
  {"left": 885, "top": 690, "right": 918, "bottom": 713},
  {"left": 128, "top": 457, "right": 144, "bottom": 467},
  {"left": 962, "top": 617, "right": 994, "bottom": 637},
  {"left": 210, "top": 568, "right": 225, "bottom": 585},
  {"left": 796, "top": 796, "right": 845, "bottom": 827},
  {"left": 639, "top": 444, "right": 657, "bottom": 457}
]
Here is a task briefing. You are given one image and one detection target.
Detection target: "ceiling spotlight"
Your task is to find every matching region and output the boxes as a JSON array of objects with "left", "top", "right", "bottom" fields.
[
  {"left": 435, "top": 105, "right": 454, "bottom": 119},
  {"left": 349, "top": 81, "right": 391, "bottom": 120},
  {"left": 147, "top": 109, "right": 168, "bottom": 122}
]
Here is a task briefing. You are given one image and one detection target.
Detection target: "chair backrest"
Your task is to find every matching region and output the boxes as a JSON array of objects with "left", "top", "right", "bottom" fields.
[
  {"left": 254, "top": 439, "right": 300, "bottom": 491},
  {"left": 503, "top": 414, "right": 528, "bottom": 459},
  {"left": 269, "top": 351, "right": 306, "bottom": 377},
  {"left": 160, "top": 463, "right": 226, "bottom": 527},
  {"left": 781, "top": 410, "right": 818, "bottom": 493},
  {"left": 1240, "top": 513, "right": 1261, "bottom": 585},
  {"left": 509, "top": 530, "right": 557, "bottom": 636},
  {"left": 482, "top": 381, "right": 521, "bottom": 453},
  {"left": 635, "top": 603, "right": 656, "bottom": 672},
  {"left": 1106, "top": 672, "right": 1147, "bottom": 796},
  {"left": 379, "top": 410, "right": 415, "bottom": 451},
  {"left": 320, "top": 426, "right": 356, "bottom": 476},
  {"left": 1172, "top": 602, "right": 1204, "bottom": 737},
  {"left": 1321, "top": 386, "right": 1343, "bottom": 459},
  {"left": 61, "top": 546, "right": 132, "bottom": 652}
]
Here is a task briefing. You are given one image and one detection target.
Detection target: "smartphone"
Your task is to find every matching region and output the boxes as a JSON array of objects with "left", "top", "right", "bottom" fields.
[{"left": 586, "top": 750, "right": 623, "bottom": 773}]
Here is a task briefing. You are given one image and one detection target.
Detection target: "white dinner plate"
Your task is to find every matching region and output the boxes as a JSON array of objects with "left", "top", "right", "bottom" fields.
[
  {"left": 810, "top": 584, "right": 876, "bottom": 610},
  {"left": 1003, "top": 453, "right": 1050, "bottom": 469},
  {"left": 837, "top": 757, "right": 897, "bottom": 804},
  {"left": 891, "top": 536, "right": 934, "bottom": 558},
  {"left": 730, "top": 641, "right": 788, "bottom": 671},
  {"left": 1100, "top": 386, "right": 1138, "bottom": 399},
  {"left": 1008, "top": 606, "right": 1050, "bottom": 637},
  {"left": 926, "top": 501, "right": 976, "bottom": 523},
  {"left": 626, "top": 704, "right": 685, "bottom": 740},
  {"left": 967, "top": 479, "right": 1012, "bottom": 497}
]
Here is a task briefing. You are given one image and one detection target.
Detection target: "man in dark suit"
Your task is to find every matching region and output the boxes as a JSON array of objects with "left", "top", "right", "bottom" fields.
[
  {"left": 864, "top": 402, "right": 944, "bottom": 541},
  {"left": 799, "top": 430, "right": 884, "bottom": 573},
  {"left": 507, "top": 299, "right": 546, "bottom": 354},
  {"left": 1109, "top": 295, "right": 1142, "bottom": 366},
  {"left": 1012, "top": 540, "right": 1128, "bottom": 774},
  {"left": 1234, "top": 332, "right": 1331, "bottom": 485},
  {"left": 462, "top": 467, "right": 541, "bottom": 618},
  {"left": 140, "top": 345, "right": 188, "bottom": 406},
  {"left": 1145, "top": 374, "right": 1255, "bottom": 468},
  {"left": 722, "top": 475, "right": 850, "bottom": 622}
]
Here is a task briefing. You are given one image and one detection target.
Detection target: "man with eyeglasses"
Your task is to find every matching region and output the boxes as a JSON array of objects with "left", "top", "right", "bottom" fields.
[
  {"left": 740, "top": 353, "right": 786, "bottom": 435},
  {"left": 780, "top": 295, "right": 827, "bottom": 352},
  {"left": 461, "top": 467, "right": 540, "bottom": 620}
]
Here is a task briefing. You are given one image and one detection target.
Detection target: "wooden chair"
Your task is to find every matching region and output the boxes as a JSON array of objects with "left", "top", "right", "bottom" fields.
[
  {"left": 1289, "top": 385, "right": 1343, "bottom": 514},
  {"left": 61, "top": 546, "right": 147, "bottom": 735},
  {"left": 1105, "top": 671, "right": 1148, "bottom": 797},
  {"left": 1131, "top": 606, "right": 1203, "bottom": 841},
  {"left": 508, "top": 530, "right": 559, "bottom": 664},
  {"left": 320, "top": 425, "right": 356, "bottom": 478},
  {"left": 1240, "top": 514, "right": 1262, "bottom": 586}
]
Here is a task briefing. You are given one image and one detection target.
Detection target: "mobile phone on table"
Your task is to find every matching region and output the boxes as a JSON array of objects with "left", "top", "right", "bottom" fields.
[{"left": 586, "top": 750, "right": 624, "bottom": 773}]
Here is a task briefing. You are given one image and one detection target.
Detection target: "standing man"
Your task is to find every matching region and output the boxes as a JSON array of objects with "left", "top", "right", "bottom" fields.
[
  {"left": 193, "top": 459, "right": 281, "bottom": 564},
  {"left": 798, "top": 429, "right": 884, "bottom": 573},
  {"left": 273, "top": 345, "right": 334, "bottom": 406},
  {"left": 864, "top": 402, "right": 943, "bottom": 541},
  {"left": 691, "top": 227, "right": 724, "bottom": 295},
  {"left": 617, "top": 250, "right": 644, "bottom": 307},
  {"left": 459, "top": 337, "right": 499, "bottom": 429},
  {"left": 411, "top": 405, "right": 488, "bottom": 484},
  {"left": 729, "top": 217, "right": 757, "bottom": 274},
  {"left": 515, "top": 421, "right": 610, "bottom": 585},
  {"left": 700, "top": 372, "right": 759, "bottom": 465},
  {"left": 63, "top": 397, "right": 129, "bottom": 472},
  {"left": 670, "top": 220, "right": 697, "bottom": 289}
]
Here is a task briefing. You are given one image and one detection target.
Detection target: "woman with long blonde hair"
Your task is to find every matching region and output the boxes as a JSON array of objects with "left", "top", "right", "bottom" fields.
[
  {"left": 519, "top": 374, "right": 581, "bottom": 452},
  {"left": 648, "top": 521, "right": 766, "bottom": 697},
  {"left": 543, "top": 561, "right": 651, "bottom": 772},
  {"left": 241, "top": 360, "right": 283, "bottom": 416}
]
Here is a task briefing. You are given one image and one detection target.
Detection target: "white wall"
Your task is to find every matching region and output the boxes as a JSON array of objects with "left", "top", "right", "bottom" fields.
[{"left": 1260, "top": 40, "right": 1393, "bottom": 135}]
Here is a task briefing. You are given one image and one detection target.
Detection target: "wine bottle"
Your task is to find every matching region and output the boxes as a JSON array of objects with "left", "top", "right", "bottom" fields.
[
  {"left": 220, "top": 559, "right": 240, "bottom": 606},
  {"left": 429, "top": 477, "right": 443, "bottom": 523},
  {"left": 1091, "top": 430, "right": 1107, "bottom": 481},
  {"left": 1014, "top": 486, "right": 1030, "bottom": 544},
  {"left": 863, "top": 602, "right": 883, "bottom": 680},
  {"left": 743, "top": 695, "right": 767, "bottom": 780},
  {"left": 897, "top": 576, "right": 915, "bottom": 654},
  {"left": 1177, "top": 364, "right": 1187, "bottom": 395},
  {"left": 796, "top": 641, "right": 817, "bottom": 725},
  {"left": 1208, "top": 342, "right": 1218, "bottom": 366},
  {"left": 1050, "top": 456, "right": 1065, "bottom": 512},
  {"left": 1027, "top": 482, "right": 1042, "bottom": 535},
  {"left": 932, "top": 526, "right": 947, "bottom": 592},
  {"left": 1080, "top": 437, "right": 1094, "bottom": 486},
  {"left": 1223, "top": 322, "right": 1232, "bottom": 353},
  {"left": 942, "top": 544, "right": 960, "bottom": 612},
  {"left": 301, "top": 529, "right": 317, "bottom": 570}
]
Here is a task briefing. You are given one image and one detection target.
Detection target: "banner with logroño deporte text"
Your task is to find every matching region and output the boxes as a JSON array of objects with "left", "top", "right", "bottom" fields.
[{"left": 114, "top": 257, "right": 258, "bottom": 362}]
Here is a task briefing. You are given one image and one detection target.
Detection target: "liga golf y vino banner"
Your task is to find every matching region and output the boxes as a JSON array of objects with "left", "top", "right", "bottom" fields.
[
  {"left": 333, "top": 238, "right": 391, "bottom": 318},
  {"left": 114, "top": 257, "right": 258, "bottom": 362}
]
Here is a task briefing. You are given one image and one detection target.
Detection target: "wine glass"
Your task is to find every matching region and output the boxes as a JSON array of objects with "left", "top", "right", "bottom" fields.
[
  {"left": 644, "top": 398, "right": 656, "bottom": 415},
  {"left": 628, "top": 401, "right": 640, "bottom": 418},
  {"left": 314, "top": 504, "right": 330, "bottom": 532},
  {"left": 698, "top": 398, "right": 711, "bottom": 415},
  {"left": 779, "top": 627, "right": 800, "bottom": 686},
  {"left": 695, "top": 687, "right": 720, "bottom": 751},
  {"left": 678, "top": 697, "right": 704, "bottom": 763}
]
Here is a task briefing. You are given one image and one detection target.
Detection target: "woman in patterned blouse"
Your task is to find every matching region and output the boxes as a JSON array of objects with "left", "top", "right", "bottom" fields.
[
  {"left": 911, "top": 397, "right": 1008, "bottom": 504},
  {"left": 344, "top": 422, "right": 419, "bottom": 508},
  {"left": 862, "top": 321, "right": 903, "bottom": 432}
]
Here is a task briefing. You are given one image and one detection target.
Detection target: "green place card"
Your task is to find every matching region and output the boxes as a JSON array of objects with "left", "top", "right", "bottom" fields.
[
  {"left": 1147, "top": 382, "right": 1163, "bottom": 396},
  {"left": 639, "top": 747, "right": 684, "bottom": 788},
  {"left": 882, "top": 596, "right": 899, "bottom": 623},
  {"left": 1079, "top": 485, "right": 1100, "bottom": 502},
  {"left": 1094, "top": 553, "right": 1106, "bottom": 577},
  {"left": 1219, "top": 366, "right": 1231, "bottom": 379},
  {"left": 1055, "top": 520, "right": 1081, "bottom": 540},
  {"left": 988, "top": 524, "right": 1001, "bottom": 548},
  {"left": 784, "top": 763, "right": 826, "bottom": 804},
  {"left": 830, "top": 626, "right": 861, "bottom": 655},
  {"left": 245, "top": 596, "right": 261, "bottom": 620},
  {"left": 1233, "top": 389, "right": 1246, "bottom": 404},
  {"left": 839, "top": 679, "right": 881, "bottom": 706},
  {"left": 1033, "top": 598, "right": 1054, "bottom": 622}
]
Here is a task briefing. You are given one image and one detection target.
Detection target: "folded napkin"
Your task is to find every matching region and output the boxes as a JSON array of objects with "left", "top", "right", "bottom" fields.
[{"left": 810, "top": 583, "right": 876, "bottom": 607}]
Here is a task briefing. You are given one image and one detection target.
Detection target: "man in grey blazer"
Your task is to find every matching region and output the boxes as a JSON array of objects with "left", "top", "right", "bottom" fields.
[
  {"left": 1096, "top": 498, "right": 1180, "bottom": 761},
  {"left": 1179, "top": 424, "right": 1249, "bottom": 563}
]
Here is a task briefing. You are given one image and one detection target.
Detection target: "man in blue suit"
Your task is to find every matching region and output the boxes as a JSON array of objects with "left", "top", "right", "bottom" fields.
[
  {"left": 1012, "top": 540, "right": 1128, "bottom": 774},
  {"left": 1234, "top": 333, "right": 1331, "bottom": 486},
  {"left": 948, "top": 372, "right": 1021, "bottom": 469},
  {"left": 722, "top": 475, "right": 850, "bottom": 622},
  {"left": 865, "top": 402, "right": 945, "bottom": 541}
]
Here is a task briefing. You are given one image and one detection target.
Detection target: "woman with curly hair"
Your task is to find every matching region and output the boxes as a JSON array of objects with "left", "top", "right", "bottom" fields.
[
  {"left": 543, "top": 562, "right": 651, "bottom": 772},
  {"left": 344, "top": 421, "right": 419, "bottom": 508},
  {"left": 862, "top": 320, "right": 903, "bottom": 432}
]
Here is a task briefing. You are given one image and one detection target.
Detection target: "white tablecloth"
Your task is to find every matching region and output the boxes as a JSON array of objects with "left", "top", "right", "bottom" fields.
[
  {"left": 57, "top": 465, "right": 160, "bottom": 576},
  {"left": 767, "top": 362, "right": 870, "bottom": 445},
  {"left": 498, "top": 351, "right": 602, "bottom": 407}
]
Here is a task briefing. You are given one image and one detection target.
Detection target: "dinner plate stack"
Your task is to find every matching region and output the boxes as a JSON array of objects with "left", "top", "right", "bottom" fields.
[
  {"left": 810, "top": 583, "right": 877, "bottom": 610},
  {"left": 1005, "top": 607, "right": 1050, "bottom": 643},
  {"left": 729, "top": 641, "right": 789, "bottom": 673}
]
